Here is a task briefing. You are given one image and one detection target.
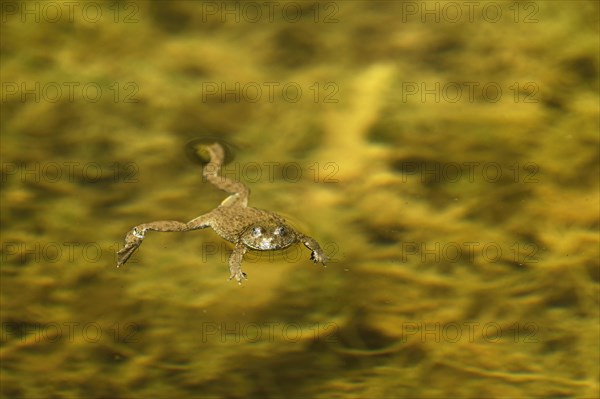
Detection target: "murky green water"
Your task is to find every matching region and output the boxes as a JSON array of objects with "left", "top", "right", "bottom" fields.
[{"left": 1, "top": 1, "right": 599, "bottom": 398}]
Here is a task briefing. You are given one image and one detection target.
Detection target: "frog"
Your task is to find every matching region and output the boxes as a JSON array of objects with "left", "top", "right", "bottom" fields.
[{"left": 116, "top": 142, "right": 328, "bottom": 283}]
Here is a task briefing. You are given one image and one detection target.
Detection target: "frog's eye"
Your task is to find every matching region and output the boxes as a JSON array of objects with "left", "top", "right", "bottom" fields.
[
  {"left": 251, "top": 226, "right": 263, "bottom": 237},
  {"left": 273, "top": 226, "right": 286, "bottom": 236}
]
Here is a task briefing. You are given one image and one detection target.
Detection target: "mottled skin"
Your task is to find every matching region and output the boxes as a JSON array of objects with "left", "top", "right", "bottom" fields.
[{"left": 117, "top": 143, "right": 328, "bottom": 283}]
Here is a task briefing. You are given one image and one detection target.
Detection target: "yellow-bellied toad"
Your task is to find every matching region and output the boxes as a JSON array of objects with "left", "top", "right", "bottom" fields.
[{"left": 117, "top": 142, "right": 328, "bottom": 283}]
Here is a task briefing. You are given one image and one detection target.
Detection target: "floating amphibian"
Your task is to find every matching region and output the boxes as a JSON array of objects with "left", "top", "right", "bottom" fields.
[{"left": 117, "top": 142, "right": 328, "bottom": 283}]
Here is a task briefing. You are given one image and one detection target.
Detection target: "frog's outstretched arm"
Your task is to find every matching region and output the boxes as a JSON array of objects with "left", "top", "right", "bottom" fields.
[
  {"left": 202, "top": 143, "right": 249, "bottom": 207},
  {"left": 116, "top": 214, "right": 212, "bottom": 268},
  {"left": 297, "top": 233, "right": 329, "bottom": 265},
  {"left": 228, "top": 243, "right": 248, "bottom": 284}
]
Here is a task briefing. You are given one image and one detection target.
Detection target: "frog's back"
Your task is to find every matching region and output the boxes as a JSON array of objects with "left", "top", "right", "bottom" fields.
[{"left": 210, "top": 206, "right": 281, "bottom": 243}]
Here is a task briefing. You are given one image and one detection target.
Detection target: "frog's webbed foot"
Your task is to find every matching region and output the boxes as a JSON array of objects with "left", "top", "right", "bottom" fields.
[
  {"left": 310, "top": 248, "right": 329, "bottom": 265},
  {"left": 299, "top": 234, "right": 329, "bottom": 265},
  {"left": 228, "top": 243, "right": 248, "bottom": 284},
  {"left": 116, "top": 216, "right": 212, "bottom": 268},
  {"left": 116, "top": 227, "right": 146, "bottom": 267}
]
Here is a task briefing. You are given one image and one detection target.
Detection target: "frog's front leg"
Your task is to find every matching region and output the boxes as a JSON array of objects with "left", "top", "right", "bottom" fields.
[
  {"left": 297, "top": 233, "right": 329, "bottom": 265},
  {"left": 228, "top": 243, "right": 248, "bottom": 284},
  {"left": 116, "top": 213, "right": 213, "bottom": 267}
]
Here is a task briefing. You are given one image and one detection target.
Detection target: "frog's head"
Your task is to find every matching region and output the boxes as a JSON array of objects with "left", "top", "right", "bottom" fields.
[{"left": 241, "top": 221, "right": 297, "bottom": 251}]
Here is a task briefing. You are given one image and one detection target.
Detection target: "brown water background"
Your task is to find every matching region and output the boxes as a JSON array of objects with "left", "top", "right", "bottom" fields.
[{"left": 1, "top": 1, "right": 599, "bottom": 398}]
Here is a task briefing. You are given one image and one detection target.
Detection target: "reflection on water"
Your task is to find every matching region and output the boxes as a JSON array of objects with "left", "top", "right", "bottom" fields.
[{"left": 1, "top": 1, "right": 598, "bottom": 398}]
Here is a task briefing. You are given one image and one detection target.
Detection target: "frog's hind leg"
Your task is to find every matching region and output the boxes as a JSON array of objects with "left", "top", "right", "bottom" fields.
[
  {"left": 116, "top": 214, "right": 213, "bottom": 267},
  {"left": 202, "top": 143, "right": 249, "bottom": 207}
]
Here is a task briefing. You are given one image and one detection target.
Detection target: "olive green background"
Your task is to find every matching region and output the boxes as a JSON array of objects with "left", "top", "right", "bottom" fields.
[{"left": 1, "top": 1, "right": 598, "bottom": 398}]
